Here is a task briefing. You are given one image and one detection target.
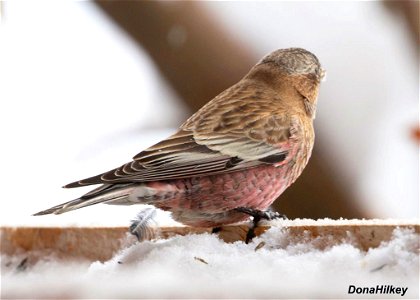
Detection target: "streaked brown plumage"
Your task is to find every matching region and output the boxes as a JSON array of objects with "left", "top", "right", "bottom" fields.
[{"left": 34, "top": 48, "right": 324, "bottom": 227}]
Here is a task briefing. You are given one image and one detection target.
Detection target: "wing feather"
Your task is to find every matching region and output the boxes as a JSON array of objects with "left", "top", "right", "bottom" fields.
[{"left": 65, "top": 85, "right": 302, "bottom": 188}]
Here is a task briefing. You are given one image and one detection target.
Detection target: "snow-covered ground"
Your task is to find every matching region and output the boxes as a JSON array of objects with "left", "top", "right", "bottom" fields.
[{"left": 1, "top": 227, "right": 418, "bottom": 299}]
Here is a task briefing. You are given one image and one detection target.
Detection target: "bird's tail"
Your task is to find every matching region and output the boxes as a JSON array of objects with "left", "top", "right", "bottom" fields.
[{"left": 33, "top": 183, "right": 138, "bottom": 216}]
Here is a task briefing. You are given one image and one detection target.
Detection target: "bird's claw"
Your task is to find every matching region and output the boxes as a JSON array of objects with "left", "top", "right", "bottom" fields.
[
  {"left": 235, "top": 207, "right": 287, "bottom": 243},
  {"left": 235, "top": 207, "right": 287, "bottom": 222}
]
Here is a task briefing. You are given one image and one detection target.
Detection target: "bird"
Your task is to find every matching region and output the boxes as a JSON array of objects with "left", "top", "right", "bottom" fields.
[{"left": 34, "top": 48, "right": 324, "bottom": 233}]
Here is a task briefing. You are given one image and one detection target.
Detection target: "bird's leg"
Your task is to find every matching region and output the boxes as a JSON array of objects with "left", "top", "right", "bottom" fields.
[{"left": 235, "top": 207, "right": 287, "bottom": 243}]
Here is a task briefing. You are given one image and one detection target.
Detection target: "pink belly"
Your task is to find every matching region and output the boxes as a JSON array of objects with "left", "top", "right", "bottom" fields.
[{"left": 146, "top": 165, "right": 292, "bottom": 227}]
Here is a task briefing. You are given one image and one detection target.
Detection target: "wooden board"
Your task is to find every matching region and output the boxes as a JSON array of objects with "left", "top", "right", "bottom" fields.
[{"left": 1, "top": 223, "right": 419, "bottom": 262}]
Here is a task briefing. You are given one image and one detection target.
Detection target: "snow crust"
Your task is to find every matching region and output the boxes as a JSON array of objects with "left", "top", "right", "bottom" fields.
[{"left": 2, "top": 227, "right": 418, "bottom": 299}]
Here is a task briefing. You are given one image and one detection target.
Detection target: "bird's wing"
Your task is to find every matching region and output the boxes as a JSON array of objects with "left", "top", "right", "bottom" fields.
[
  {"left": 64, "top": 114, "right": 300, "bottom": 188},
  {"left": 65, "top": 82, "right": 304, "bottom": 188}
]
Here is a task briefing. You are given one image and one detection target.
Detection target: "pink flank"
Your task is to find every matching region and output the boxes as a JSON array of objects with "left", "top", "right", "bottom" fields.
[{"left": 143, "top": 165, "right": 292, "bottom": 227}]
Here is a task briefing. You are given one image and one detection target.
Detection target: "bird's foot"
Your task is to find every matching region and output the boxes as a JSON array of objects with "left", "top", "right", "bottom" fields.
[
  {"left": 211, "top": 227, "right": 222, "bottom": 234},
  {"left": 235, "top": 207, "right": 287, "bottom": 243},
  {"left": 235, "top": 207, "right": 287, "bottom": 221}
]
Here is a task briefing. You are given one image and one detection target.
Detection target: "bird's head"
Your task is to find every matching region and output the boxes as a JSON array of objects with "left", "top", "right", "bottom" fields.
[
  {"left": 260, "top": 48, "right": 325, "bottom": 82},
  {"left": 257, "top": 48, "right": 325, "bottom": 118}
]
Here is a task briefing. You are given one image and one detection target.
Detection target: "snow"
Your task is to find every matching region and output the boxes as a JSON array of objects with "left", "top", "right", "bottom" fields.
[{"left": 2, "top": 227, "right": 418, "bottom": 299}]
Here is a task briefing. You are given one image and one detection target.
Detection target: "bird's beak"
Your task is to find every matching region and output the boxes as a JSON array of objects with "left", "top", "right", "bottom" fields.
[{"left": 320, "top": 69, "right": 327, "bottom": 82}]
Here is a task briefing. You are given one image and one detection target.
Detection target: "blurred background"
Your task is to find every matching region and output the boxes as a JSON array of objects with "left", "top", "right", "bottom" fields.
[{"left": 0, "top": 1, "right": 418, "bottom": 226}]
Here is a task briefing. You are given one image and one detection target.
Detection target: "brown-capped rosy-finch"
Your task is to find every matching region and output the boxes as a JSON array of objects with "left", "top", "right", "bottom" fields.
[{"left": 35, "top": 48, "right": 324, "bottom": 232}]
